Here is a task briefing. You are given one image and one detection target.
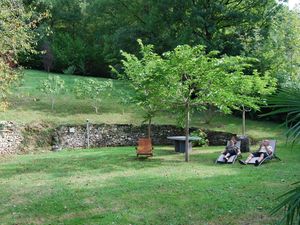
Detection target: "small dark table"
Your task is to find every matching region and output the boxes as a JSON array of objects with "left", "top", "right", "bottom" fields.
[{"left": 167, "top": 136, "right": 200, "bottom": 153}]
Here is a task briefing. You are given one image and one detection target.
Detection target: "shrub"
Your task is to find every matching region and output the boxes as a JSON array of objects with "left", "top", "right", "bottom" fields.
[{"left": 191, "top": 129, "right": 208, "bottom": 147}]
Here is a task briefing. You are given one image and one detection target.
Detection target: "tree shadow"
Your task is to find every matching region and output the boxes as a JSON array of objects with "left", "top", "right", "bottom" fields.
[{"left": 0, "top": 148, "right": 184, "bottom": 179}]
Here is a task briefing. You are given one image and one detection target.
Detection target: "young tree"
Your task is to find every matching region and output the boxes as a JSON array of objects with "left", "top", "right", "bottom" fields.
[
  {"left": 119, "top": 41, "right": 277, "bottom": 161},
  {"left": 39, "top": 75, "right": 65, "bottom": 111},
  {"left": 163, "top": 45, "right": 277, "bottom": 161},
  {"left": 72, "top": 78, "right": 113, "bottom": 113},
  {"left": 112, "top": 40, "right": 167, "bottom": 138}
]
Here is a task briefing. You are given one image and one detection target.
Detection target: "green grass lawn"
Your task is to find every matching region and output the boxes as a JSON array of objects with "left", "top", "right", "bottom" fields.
[{"left": 0, "top": 144, "right": 299, "bottom": 224}]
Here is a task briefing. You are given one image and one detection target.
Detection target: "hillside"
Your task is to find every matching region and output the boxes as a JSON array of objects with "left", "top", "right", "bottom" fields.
[{"left": 0, "top": 70, "right": 284, "bottom": 140}]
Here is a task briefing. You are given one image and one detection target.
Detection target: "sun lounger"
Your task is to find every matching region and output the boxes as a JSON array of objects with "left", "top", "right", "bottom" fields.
[
  {"left": 216, "top": 140, "right": 241, "bottom": 164},
  {"left": 247, "top": 140, "right": 281, "bottom": 166}
]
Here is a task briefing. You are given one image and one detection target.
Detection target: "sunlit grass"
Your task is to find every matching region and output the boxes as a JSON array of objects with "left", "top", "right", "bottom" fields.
[{"left": 0, "top": 144, "right": 299, "bottom": 224}]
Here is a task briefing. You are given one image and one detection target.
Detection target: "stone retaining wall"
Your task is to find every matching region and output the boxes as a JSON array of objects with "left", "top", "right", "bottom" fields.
[
  {"left": 53, "top": 124, "right": 236, "bottom": 149},
  {"left": 0, "top": 121, "right": 246, "bottom": 154},
  {"left": 0, "top": 121, "right": 23, "bottom": 154}
]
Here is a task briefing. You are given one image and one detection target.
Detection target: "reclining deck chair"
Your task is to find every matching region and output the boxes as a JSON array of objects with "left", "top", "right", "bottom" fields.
[
  {"left": 136, "top": 138, "right": 153, "bottom": 157},
  {"left": 247, "top": 140, "right": 281, "bottom": 166},
  {"left": 216, "top": 140, "right": 241, "bottom": 164}
]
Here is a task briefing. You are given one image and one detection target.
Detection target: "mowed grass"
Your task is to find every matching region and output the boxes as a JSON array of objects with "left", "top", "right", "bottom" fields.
[
  {"left": 0, "top": 143, "right": 299, "bottom": 225},
  {"left": 0, "top": 69, "right": 285, "bottom": 141}
]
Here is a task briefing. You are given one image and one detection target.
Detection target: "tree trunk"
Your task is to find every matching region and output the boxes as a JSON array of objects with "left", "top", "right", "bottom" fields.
[
  {"left": 51, "top": 97, "right": 55, "bottom": 111},
  {"left": 147, "top": 117, "right": 152, "bottom": 139},
  {"left": 185, "top": 101, "right": 190, "bottom": 162},
  {"left": 242, "top": 108, "right": 246, "bottom": 136},
  {"left": 94, "top": 106, "right": 98, "bottom": 114}
]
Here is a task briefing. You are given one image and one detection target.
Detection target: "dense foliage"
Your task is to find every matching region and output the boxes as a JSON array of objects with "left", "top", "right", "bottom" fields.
[
  {"left": 0, "top": 0, "right": 44, "bottom": 110},
  {"left": 265, "top": 88, "right": 300, "bottom": 225},
  {"left": 20, "top": 0, "right": 299, "bottom": 85}
]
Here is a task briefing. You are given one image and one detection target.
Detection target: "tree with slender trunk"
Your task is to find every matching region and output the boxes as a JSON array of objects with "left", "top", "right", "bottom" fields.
[
  {"left": 119, "top": 41, "right": 277, "bottom": 161},
  {"left": 113, "top": 40, "right": 166, "bottom": 138}
]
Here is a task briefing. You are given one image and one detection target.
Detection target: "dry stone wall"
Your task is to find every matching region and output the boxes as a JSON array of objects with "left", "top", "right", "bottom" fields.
[
  {"left": 53, "top": 124, "right": 236, "bottom": 149},
  {"left": 0, "top": 121, "right": 23, "bottom": 154},
  {"left": 0, "top": 121, "right": 247, "bottom": 154}
]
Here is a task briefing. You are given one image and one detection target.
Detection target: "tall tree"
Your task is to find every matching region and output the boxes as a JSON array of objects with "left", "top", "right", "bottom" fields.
[
  {"left": 21, "top": 0, "right": 282, "bottom": 77},
  {"left": 242, "top": 6, "right": 300, "bottom": 88},
  {"left": 0, "top": 0, "right": 43, "bottom": 110}
]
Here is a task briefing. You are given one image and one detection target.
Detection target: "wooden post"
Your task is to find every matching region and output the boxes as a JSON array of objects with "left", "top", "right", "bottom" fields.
[
  {"left": 185, "top": 101, "right": 190, "bottom": 162},
  {"left": 86, "top": 119, "right": 90, "bottom": 148},
  {"left": 242, "top": 107, "right": 246, "bottom": 136},
  {"left": 148, "top": 117, "right": 151, "bottom": 139},
  {"left": 242, "top": 106, "right": 251, "bottom": 136}
]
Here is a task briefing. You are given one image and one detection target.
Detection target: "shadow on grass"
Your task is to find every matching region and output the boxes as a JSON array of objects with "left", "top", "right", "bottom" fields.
[
  {"left": 0, "top": 147, "right": 190, "bottom": 179},
  {"left": 1, "top": 146, "right": 299, "bottom": 224},
  {"left": 0, "top": 167, "right": 287, "bottom": 225},
  {"left": 1, "top": 144, "right": 295, "bottom": 181}
]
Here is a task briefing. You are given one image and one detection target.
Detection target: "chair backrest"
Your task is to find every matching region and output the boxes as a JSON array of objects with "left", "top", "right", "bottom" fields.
[
  {"left": 258, "top": 140, "right": 276, "bottom": 155},
  {"left": 137, "top": 138, "right": 152, "bottom": 153},
  {"left": 269, "top": 140, "right": 276, "bottom": 155},
  {"left": 226, "top": 140, "right": 241, "bottom": 149}
]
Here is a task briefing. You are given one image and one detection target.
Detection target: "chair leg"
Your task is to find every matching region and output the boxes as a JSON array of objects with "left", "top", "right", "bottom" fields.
[{"left": 274, "top": 155, "right": 281, "bottom": 161}]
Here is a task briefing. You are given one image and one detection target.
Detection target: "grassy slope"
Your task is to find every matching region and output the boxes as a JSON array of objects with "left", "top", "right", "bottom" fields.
[
  {"left": 0, "top": 70, "right": 284, "bottom": 140},
  {"left": 0, "top": 144, "right": 299, "bottom": 224}
]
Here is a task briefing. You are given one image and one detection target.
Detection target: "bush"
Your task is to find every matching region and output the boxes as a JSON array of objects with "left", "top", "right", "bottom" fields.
[
  {"left": 191, "top": 129, "right": 208, "bottom": 147},
  {"left": 63, "top": 65, "right": 76, "bottom": 75}
]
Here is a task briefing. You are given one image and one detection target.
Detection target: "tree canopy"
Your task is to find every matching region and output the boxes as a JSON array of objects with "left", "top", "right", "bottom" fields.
[
  {"left": 118, "top": 40, "right": 277, "bottom": 161},
  {"left": 20, "top": 0, "right": 299, "bottom": 86},
  {"left": 0, "top": 0, "right": 45, "bottom": 110}
]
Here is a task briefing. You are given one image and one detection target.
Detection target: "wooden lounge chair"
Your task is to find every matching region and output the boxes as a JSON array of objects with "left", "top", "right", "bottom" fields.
[
  {"left": 247, "top": 140, "right": 281, "bottom": 166},
  {"left": 136, "top": 138, "right": 153, "bottom": 157},
  {"left": 216, "top": 140, "right": 241, "bottom": 164}
]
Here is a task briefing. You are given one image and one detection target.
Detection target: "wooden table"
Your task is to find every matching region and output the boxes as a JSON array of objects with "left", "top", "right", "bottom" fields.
[{"left": 167, "top": 136, "right": 200, "bottom": 153}]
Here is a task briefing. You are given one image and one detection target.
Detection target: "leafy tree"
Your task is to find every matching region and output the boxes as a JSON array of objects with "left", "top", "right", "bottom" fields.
[
  {"left": 113, "top": 40, "right": 167, "bottom": 138},
  {"left": 161, "top": 44, "right": 276, "bottom": 161},
  {"left": 51, "top": 33, "right": 87, "bottom": 74},
  {"left": 119, "top": 41, "right": 277, "bottom": 161},
  {"left": 21, "top": 0, "right": 283, "bottom": 77},
  {"left": 241, "top": 6, "right": 300, "bottom": 87},
  {"left": 72, "top": 78, "right": 113, "bottom": 113},
  {"left": 0, "top": 0, "right": 43, "bottom": 110},
  {"left": 39, "top": 75, "right": 65, "bottom": 110}
]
